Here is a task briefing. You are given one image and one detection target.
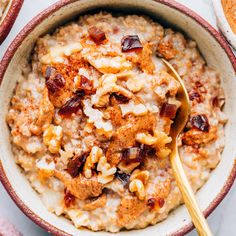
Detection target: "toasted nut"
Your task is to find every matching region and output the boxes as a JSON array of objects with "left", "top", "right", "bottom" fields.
[
  {"left": 97, "top": 156, "right": 116, "bottom": 184},
  {"left": 40, "top": 43, "right": 82, "bottom": 64},
  {"left": 119, "top": 100, "right": 148, "bottom": 117},
  {"left": 129, "top": 170, "right": 150, "bottom": 200},
  {"left": 136, "top": 129, "right": 172, "bottom": 158},
  {"left": 136, "top": 133, "right": 158, "bottom": 145},
  {"left": 86, "top": 56, "right": 132, "bottom": 74},
  {"left": 83, "top": 99, "right": 113, "bottom": 138},
  {"left": 83, "top": 146, "right": 116, "bottom": 184},
  {"left": 130, "top": 169, "right": 150, "bottom": 184},
  {"left": 126, "top": 77, "right": 144, "bottom": 92},
  {"left": 43, "top": 125, "right": 62, "bottom": 153},
  {"left": 83, "top": 146, "right": 103, "bottom": 178},
  {"left": 91, "top": 74, "right": 132, "bottom": 108},
  {"left": 36, "top": 157, "right": 55, "bottom": 180},
  {"left": 129, "top": 179, "right": 145, "bottom": 200}
]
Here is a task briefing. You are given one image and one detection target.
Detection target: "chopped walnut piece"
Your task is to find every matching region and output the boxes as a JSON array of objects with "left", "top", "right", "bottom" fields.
[
  {"left": 152, "top": 70, "right": 180, "bottom": 101},
  {"left": 83, "top": 146, "right": 116, "bottom": 184},
  {"left": 86, "top": 55, "right": 133, "bottom": 74},
  {"left": 129, "top": 170, "right": 150, "bottom": 200},
  {"left": 91, "top": 74, "right": 132, "bottom": 108},
  {"left": 40, "top": 43, "right": 82, "bottom": 64},
  {"left": 43, "top": 125, "right": 62, "bottom": 154},
  {"left": 30, "top": 88, "right": 54, "bottom": 135},
  {"left": 54, "top": 170, "right": 103, "bottom": 200}
]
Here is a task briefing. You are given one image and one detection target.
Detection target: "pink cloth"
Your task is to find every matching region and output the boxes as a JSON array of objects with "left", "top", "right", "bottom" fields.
[{"left": 0, "top": 218, "right": 22, "bottom": 236}]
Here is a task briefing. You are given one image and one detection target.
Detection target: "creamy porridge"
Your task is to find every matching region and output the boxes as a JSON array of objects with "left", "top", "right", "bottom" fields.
[
  {"left": 0, "top": 0, "right": 9, "bottom": 21},
  {"left": 6, "top": 12, "right": 227, "bottom": 232}
]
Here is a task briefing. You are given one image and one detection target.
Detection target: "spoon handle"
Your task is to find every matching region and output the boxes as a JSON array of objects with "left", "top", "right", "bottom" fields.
[{"left": 171, "top": 146, "right": 213, "bottom": 236}]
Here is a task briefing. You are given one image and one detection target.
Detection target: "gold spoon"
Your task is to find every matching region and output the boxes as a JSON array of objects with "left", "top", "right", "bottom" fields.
[{"left": 162, "top": 59, "right": 212, "bottom": 236}]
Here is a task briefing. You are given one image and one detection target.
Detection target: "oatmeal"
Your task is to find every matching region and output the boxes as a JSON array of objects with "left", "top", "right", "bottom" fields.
[
  {"left": 0, "top": 0, "right": 9, "bottom": 21},
  {"left": 6, "top": 12, "right": 227, "bottom": 232}
]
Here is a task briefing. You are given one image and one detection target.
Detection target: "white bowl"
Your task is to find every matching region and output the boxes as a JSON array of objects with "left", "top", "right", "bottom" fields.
[
  {"left": 0, "top": 0, "right": 236, "bottom": 235},
  {"left": 212, "top": 0, "right": 236, "bottom": 50},
  {"left": 0, "top": 0, "right": 24, "bottom": 44}
]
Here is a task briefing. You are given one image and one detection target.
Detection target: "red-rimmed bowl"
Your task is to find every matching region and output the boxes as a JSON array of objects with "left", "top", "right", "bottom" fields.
[
  {"left": 0, "top": 0, "right": 236, "bottom": 235},
  {"left": 0, "top": 0, "right": 24, "bottom": 44}
]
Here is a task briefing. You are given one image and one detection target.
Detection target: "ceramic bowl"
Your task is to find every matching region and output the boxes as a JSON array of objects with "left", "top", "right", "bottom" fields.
[
  {"left": 0, "top": 0, "right": 24, "bottom": 44},
  {"left": 212, "top": 0, "right": 236, "bottom": 50},
  {"left": 0, "top": 0, "right": 236, "bottom": 235}
]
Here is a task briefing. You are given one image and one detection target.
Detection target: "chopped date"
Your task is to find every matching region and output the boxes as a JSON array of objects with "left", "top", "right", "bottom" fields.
[
  {"left": 64, "top": 188, "right": 76, "bottom": 207},
  {"left": 67, "top": 154, "right": 87, "bottom": 178},
  {"left": 75, "top": 89, "right": 86, "bottom": 97},
  {"left": 79, "top": 75, "right": 94, "bottom": 94},
  {"left": 121, "top": 145, "right": 156, "bottom": 164},
  {"left": 122, "top": 147, "right": 142, "bottom": 164},
  {"left": 58, "top": 94, "right": 84, "bottom": 116},
  {"left": 147, "top": 197, "right": 165, "bottom": 209},
  {"left": 160, "top": 103, "right": 178, "bottom": 119},
  {"left": 140, "top": 144, "right": 156, "bottom": 157},
  {"left": 115, "top": 171, "right": 130, "bottom": 186},
  {"left": 88, "top": 26, "right": 106, "bottom": 44},
  {"left": 189, "top": 90, "right": 202, "bottom": 102},
  {"left": 158, "top": 197, "right": 165, "bottom": 208},
  {"left": 45, "top": 66, "right": 65, "bottom": 93},
  {"left": 110, "top": 92, "right": 130, "bottom": 103},
  {"left": 45, "top": 66, "right": 56, "bottom": 80},
  {"left": 190, "top": 114, "right": 210, "bottom": 132},
  {"left": 147, "top": 198, "right": 156, "bottom": 209},
  {"left": 121, "top": 35, "right": 143, "bottom": 52}
]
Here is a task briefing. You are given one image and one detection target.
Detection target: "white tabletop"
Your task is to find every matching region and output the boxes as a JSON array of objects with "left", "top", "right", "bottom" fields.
[{"left": 0, "top": 0, "right": 235, "bottom": 235}]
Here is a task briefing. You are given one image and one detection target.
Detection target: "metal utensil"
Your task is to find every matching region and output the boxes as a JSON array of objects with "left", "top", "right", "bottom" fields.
[{"left": 162, "top": 59, "right": 212, "bottom": 236}]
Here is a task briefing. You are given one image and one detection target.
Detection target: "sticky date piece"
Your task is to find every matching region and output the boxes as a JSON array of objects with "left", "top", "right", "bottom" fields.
[
  {"left": 59, "top": 93, "right": 85, "bottom": 116},
  {"left": 147, "top": 197, "right": 165, "bottom": 209},
  {"left": 121, "top": 35, "right": 143, "bottom": 52},
  {"left": 190, "top": 114, "right": 210, "bottom": 132},
  {"left": 45, "top": 66, "right": 65, "bottom": 93},
  {"left": 121, "top": 145, "right": 156, "bottom": 164},
  {"left": 160, "top": 103, "right": 178, "bottom": 119},
  {"left": 67, "top": 154, "right": 87, "bottom": 178},
  {"left": 115, "top": 171, "right": 130, "bottom": 187},
  {"left": 78, "top": 75, "right": 94, "bottom": 95},
  {"left": 88, "top": 26, "right": 106, "bottom": 44},
  {"left": 110, "top": 92, "right": 130, "bottom": 103}
]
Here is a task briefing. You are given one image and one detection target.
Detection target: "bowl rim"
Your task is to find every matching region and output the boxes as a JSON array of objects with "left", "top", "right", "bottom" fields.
[
  {"left": 0, "top": 0, "right": 236, "bottom": 235},
  {"left": 0, "top": 0, "right": 24, "bottom": 45}
]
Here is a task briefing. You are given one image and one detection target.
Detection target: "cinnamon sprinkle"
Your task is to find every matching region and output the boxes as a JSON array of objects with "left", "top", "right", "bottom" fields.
[{"left": 222, "top": 0, "right": 236, "bottom": 34}]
